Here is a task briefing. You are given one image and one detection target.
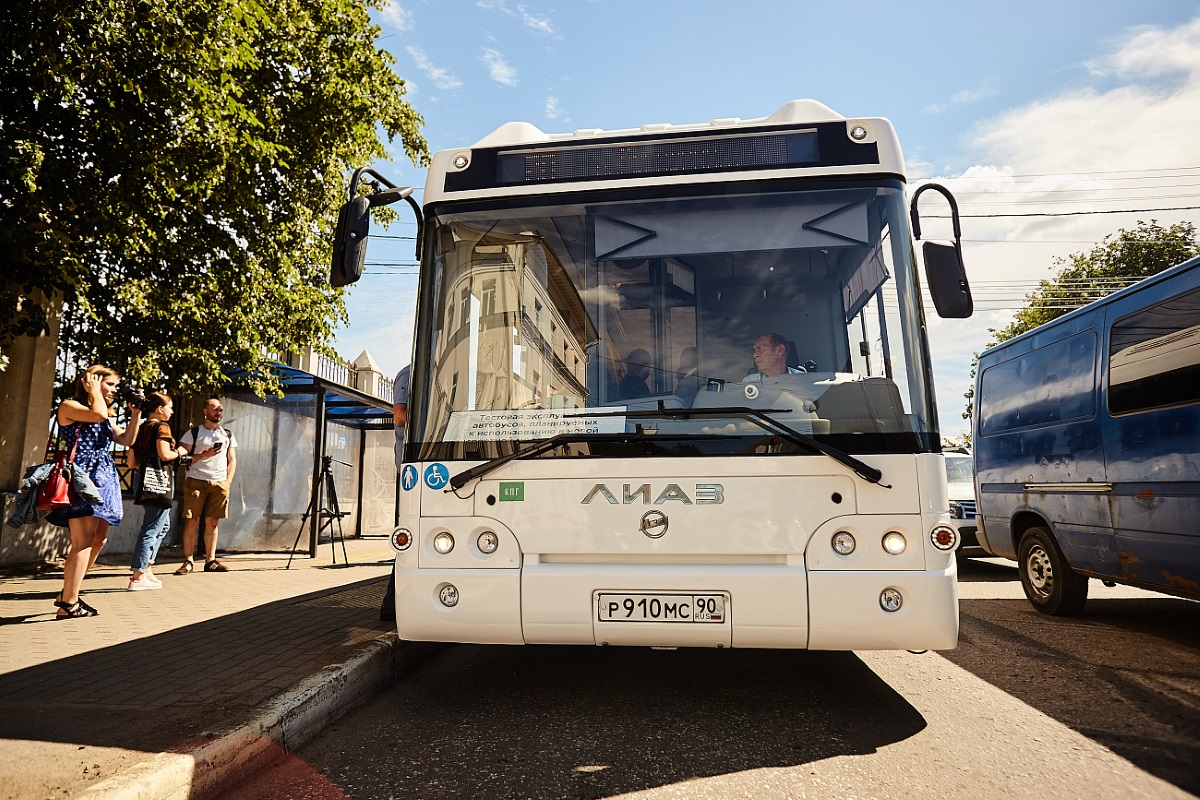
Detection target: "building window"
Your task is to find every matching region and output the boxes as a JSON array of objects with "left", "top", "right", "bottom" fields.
[{"left": 481, "top": 279, "right": 496, "bottom": 318}]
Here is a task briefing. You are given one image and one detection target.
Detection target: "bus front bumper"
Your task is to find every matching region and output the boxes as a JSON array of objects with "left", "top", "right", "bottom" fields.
[{"left": 394, "top": 560, "right": 959, "bottom": 651}]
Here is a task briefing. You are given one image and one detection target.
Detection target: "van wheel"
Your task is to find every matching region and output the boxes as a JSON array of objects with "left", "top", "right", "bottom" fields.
[{"left": 1018, "top": 527, "right": 1088, "bottom": 616}]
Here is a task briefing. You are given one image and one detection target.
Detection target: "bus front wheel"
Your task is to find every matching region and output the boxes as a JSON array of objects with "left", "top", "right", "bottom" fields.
[{"left": 1018, "top": 527, "right": 1088, "bottom": 616}]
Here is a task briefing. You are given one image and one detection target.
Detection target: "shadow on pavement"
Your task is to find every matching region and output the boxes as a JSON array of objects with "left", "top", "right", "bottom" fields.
[
  {"left": 943, "top": 595, "right": 1200, "bottom": 795},
  {"left": 278, "top": 645, "right": 927, "bottom": 800},
  {"left": 0, "top": 577, "right": 391, "bottom": 757},
  {"left": 954, "top": 555, "right": 1020, "bottom": 582}
]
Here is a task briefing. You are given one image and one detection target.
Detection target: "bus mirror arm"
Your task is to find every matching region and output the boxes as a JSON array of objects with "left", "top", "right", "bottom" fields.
[
  {"left": 910, "top": 183, "right": 974, "bottom": 319},
  {"left": 329, "top": 168, "right": 420, "bottom": 287}
]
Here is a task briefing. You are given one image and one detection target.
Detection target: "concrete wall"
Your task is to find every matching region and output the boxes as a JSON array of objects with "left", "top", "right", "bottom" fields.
[{"left": 0, "top": 291, "right": 62, "bottom": 495}]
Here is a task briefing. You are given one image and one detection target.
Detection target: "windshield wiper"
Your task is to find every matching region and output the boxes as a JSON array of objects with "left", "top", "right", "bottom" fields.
[
  {"left": 447, "top": 431, "right": 675, "bottom": 491},
  {"left": 571, "top": 401, "right": 890, "bottom": 487}
]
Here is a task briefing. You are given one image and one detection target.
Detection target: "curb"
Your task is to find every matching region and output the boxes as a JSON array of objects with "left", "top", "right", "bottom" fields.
[{"left": 75, "top": 634, "right": 444, "bottom": 800}]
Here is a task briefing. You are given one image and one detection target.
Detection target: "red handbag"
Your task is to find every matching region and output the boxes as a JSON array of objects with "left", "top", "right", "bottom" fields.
[{"left": 36, "top": 425, "right": 78, "bottom": 512}]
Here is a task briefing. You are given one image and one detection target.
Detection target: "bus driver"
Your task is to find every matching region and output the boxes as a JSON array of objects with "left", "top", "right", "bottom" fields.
[{"left": 744, "top": 332, "right": 804, "bottom": 381}]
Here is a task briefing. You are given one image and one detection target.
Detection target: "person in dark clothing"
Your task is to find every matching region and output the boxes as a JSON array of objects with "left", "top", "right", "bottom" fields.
[{"left": 619, "top": 348, "right": 652, "bottom": 399}]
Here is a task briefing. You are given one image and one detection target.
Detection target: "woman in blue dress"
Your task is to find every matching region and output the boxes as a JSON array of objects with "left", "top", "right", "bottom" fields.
[{"left": 52, "top": 364, "right": 142, "bottom": 619}]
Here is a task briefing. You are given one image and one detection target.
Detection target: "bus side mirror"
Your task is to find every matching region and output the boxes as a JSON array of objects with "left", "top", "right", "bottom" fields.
[
  {"left": 923, "top": 241, "right": 973, "bottom": 318},
  {"left": 910, "top": 182, "right": 973, "bottom": 319},
  {"left": 331, "top": 195, "right": 371, "bottom": 287}
]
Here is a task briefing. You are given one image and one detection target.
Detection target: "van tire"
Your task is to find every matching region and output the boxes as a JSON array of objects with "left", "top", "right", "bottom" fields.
[{"left": 1018, "top": 526, "right": 1088, "bottom": 616}]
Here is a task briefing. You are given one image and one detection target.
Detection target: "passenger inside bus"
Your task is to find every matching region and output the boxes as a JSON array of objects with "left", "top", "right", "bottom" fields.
[
  {"left": 619, "top": 349, "right": 653, "bottom": 399},
  {"left": 675, "top": 347, "right": 701, "bottom": 406}
]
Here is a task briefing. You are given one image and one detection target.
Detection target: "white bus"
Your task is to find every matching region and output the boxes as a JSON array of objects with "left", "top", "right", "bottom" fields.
[{"left": 334, "top": 100, "right": 974, "bottom": 650}]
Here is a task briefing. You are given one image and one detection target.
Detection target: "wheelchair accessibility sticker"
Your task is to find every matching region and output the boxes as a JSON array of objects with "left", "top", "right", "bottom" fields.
[
  {"left": 401, "top": 464, "right": 419, "bottom": 491},
  {"left": 423, "top": 463, "right": 449, "bottom": 490}
]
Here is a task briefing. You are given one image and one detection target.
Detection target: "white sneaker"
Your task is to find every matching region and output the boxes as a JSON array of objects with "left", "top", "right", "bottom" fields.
[{"left": 128, "top": 577, "right": 161, "bottom": 591}]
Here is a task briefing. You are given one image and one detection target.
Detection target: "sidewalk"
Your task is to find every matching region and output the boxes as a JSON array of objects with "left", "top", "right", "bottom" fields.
[{"left": 0, "top": 537, "right": 438, "bottom": 800}]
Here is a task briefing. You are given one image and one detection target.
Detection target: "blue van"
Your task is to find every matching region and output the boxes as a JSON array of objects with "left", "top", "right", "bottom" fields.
[{"left": 973, "top": 254, "right": 1200, "bottom": 615}]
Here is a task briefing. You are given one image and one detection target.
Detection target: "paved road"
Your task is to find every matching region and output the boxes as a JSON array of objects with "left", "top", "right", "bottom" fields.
[{"left": 227, "top": 558, "right": 1200, "bottom": 800}]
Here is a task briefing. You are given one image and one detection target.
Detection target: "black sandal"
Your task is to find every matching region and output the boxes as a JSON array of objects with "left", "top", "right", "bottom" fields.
[{"left": 54, "top": 598, "right": 99, "bottom": 619}]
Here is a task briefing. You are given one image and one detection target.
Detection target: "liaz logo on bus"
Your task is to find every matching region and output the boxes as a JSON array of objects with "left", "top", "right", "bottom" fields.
[{"left": 581, "top": 483, "right": 724, "bottom": 505}]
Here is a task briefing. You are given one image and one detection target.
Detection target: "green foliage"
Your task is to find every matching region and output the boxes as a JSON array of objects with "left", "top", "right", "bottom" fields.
[
  {"left": 0, "top": 0, "right": 428, "bottom": 396},
  {"left": 962, "top": 220, "right": 1199, "bottom": 422},
  {"left": 987, "top": 221, "right": 1198, "bottom": 346}
]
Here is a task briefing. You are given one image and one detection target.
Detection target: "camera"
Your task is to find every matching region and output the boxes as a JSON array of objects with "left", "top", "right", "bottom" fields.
[{"left": 115, "top": 385, "right": 156, "bottom": 413}]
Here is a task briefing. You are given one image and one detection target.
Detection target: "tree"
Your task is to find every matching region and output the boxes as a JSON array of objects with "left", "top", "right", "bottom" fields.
[
  {"left": 962, "top": 220, "right": 1199, "bottom": 424},
  {"left": 0, "top": 0, "right": 428, "bottom": 396}
]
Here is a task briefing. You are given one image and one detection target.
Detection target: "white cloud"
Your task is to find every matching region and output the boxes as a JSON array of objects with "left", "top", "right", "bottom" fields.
[
  {"left": 481, "top": 48, "right": 519, "bottom": 86},
  {"left": 922, "top": 16, "right": 1200, "bottom": 439},
  {"left": 1087, "top": 17, "right": 1200, "bottom": 80},
  {"left": 476, "top": 0, "right": 559, "bottom": 37},
  {"left": 544, "top": 95, "right": 564, "bottom": 120},
  {"left": 974, "top": 20, "right": 1200, "bottom": 173},
  {"left": 923, "top": 80, "right": 1000, "bottom": 115},
  {"left": 380, "top": 0, "right": 413, "bottom": 31},
  {"left": 406, "top": 46, "right": 463, "bottom": 91},
  {"left": 517, "top": 5, "right": 558, "bottom": 37}
]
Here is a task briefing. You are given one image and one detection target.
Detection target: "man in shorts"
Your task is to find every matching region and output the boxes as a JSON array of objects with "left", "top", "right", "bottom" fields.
[{"left": 176, "top": 398, "right": 238, "bottom": 574}]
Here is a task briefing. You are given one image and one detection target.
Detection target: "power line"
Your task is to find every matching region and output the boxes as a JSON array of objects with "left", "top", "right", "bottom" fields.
[
  {"left": 958, "top": 193, "right": 1200, "bottom": 207},
  {"left": 924, "top": 166, "right": 1200, "bottom": 181},
  {"left": 951, "top": 181, "right": 1200, "bottom": 196},
  {"left": 929, "top": 204, "right": 1200, "bottom": 219}
]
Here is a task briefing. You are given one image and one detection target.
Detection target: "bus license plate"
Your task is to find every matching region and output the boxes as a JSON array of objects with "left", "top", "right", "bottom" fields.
[{"left": 597, "top": 593, "right": 726, "bottom": 623}]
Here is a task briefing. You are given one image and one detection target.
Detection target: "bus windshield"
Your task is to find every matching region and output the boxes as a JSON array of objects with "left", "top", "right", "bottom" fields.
[{"left": 410, "top": 179, "right": 937, "bottom": 461}]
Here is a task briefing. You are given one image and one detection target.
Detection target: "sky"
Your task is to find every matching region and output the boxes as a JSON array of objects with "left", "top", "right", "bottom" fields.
[{"left": 333, "top": 0, "right": 1200, "bottom": 441}]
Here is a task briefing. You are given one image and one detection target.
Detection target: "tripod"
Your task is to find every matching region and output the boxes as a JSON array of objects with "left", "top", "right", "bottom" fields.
[{"left": 287, "top": 456, "right": 351, "bottom": 568}]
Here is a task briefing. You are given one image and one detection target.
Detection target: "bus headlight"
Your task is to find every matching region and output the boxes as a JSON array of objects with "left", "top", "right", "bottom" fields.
[
  {"left": 433, "top": 532, "right": 455, "bottom": 554},
  {"left": 880, "top": 588, "right": 903, "bottom": 612},
  {"left": 930, "top": 524, "right": 959, "bottom": 551},
  {"left": 391, "top": 527, "right": 413, "bottom": 551},
  {"left": 438, "top": 584, "right": 460, "bottom": 607},
  {"left": 831, "top": 531, "right": 857, "bottom": 555},
  {"left": 477, "top": 531, "right": 499, "bottom": 554},
  {"left": 882, "top": 531, "right": 907, "bottom": 555}
]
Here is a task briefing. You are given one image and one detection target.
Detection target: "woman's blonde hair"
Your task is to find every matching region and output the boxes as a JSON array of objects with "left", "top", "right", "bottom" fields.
[{"left": 72, "top": 364, "right": 121, "bottom": 406}]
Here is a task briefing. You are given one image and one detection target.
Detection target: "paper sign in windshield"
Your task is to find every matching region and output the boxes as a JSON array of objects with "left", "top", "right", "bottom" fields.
[{"left": 444, "top": 408, "right": 627, "bottom": 442}]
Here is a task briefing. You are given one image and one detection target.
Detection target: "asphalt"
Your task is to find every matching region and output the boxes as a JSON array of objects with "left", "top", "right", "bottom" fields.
[{"left": 0, "top": 537, "right": 440, "bottom": 800}]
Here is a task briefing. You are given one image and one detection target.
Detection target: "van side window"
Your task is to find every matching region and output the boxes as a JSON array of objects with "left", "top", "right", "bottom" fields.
[
  {"left": 1109, "top": 287, "right": 1200, "bottom": 415},
  {"left": 979, "top": 332, "right": 1097, "bottom": 435}
]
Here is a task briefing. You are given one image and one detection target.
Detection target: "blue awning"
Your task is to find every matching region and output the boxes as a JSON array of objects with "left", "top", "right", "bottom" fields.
[{"left": 225, "top": 362, "right": 393, "bottom": 430}]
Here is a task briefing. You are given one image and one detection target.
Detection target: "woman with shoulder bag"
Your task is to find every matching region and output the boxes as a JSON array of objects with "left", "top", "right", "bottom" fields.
[
  {"left": 51, "top": 365, "right": 142, "bottom": 619},
  {"left": 127, "top": 392, "right": 191, "bottom": 590}
]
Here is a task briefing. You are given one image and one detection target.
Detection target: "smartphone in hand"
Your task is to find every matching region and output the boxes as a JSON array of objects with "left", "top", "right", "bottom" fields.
[{"left": 212, "top": 441, "right": 224, "bottom": 452}]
